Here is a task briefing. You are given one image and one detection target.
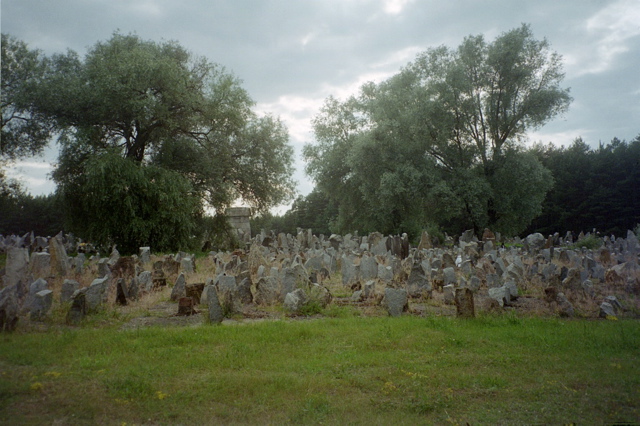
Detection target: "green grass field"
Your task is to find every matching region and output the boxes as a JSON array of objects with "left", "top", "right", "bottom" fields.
[{"left": 1, "top": 315, "right": 638, "bottom": 424}]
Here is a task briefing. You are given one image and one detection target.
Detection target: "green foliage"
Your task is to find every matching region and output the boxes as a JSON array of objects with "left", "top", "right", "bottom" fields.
[
  {"left": 299, "top": 300, "right": 324, "bottom": 316},
  {"left": 13, "top": 31, "right": 295, "bottom": 250},
  {"left": 528, "top": 135, "right": 640, "bottom": 236},
  {"left": 195, "top": 214, "right": 241, "bottom": 252},
  {"left": 569, "top": 234, "right": 603, "bottom": 250},
  {"left": 57, "top": 151, "right": 199, "bottom": 254},
  {"left": 1, "top": 33, "right": 53, "bottom": 161},
  {"left": 304, "top": 25, "right": 566, "bottom": 238},
  {"left": 0, "top": 190, "right": 64, "bottom": 236}
]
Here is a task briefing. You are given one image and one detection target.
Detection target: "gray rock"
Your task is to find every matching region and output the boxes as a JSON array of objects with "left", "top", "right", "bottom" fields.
[
  {"left": 170, "top": 273, "right": 187, "bottom": 301},
  {"left": 31, "top": 289, "right": 53, "bottom": 321},
  {"left": 599, "top": 302, "right": 617, "bottom": 319},
  {"left": 284, "top": 288, "right": 309, "bottom": 312},
  {"left": 30, "top": 252, "right": 51, "bottom": 279},
  {"left": 255, "top": 276, "right": 279, "bottom": 305},
  {"left": 61, "top": 279, "right": 80, "bottom": 303},
  {"left": 49, "top": 233, "right": 69, "bottom": 276},
  {"left": 66, "top": 289, "right": 87, "bottom": 325},
  {"left": 4, "top": 247, "right": 30, "bottom": 289},
  {"left": 0, "top": 285, "right": 20, "bottom": 332},
  {"left": 556, "top": 292, "right": 575, "bottom": 317},
  {"left": 378, "top": 264, "right": 393, "bottom": 283},
  {"left": 581, "top": 280, "right": 595, "bottom": 298},
  {"left": 383, "top": 288, "right": 408, "bottom": 317},
  {"left": 138, "top": 271, "right": 153, "bottom": 293},
  {"left": 604, "top": 295, "right": 622, "bottom": 312},
  {"left": 467, "top": 276, "right": 482, "bottom": 293},
  {"left": 181, "top": 256, "right": 195, "bottom": 274},
  {"left": 443, "top": 267, "right": 456, "bottom": 286},
  {"left": 236, "top": 277, "right": 253, "bottom": 304},
  {"left": 351, "top": 290, "right": 363, "bottom": 302},
  {"left": 363, "top": 280, "right": 376, "bottom": 299},
  {"left": 488, "top": 286, "right": 510, "bottom": 307},
  {"left": 443, "top": 284, "right": 455, "bottom": 305},
  {"left": 85, "top": 278, "right": 107, "bottom": 312},
  {"left": 360, "top": 255, "right": 378, "bottom": 281},
  {"left": 206, "top": 285, "right": 223, "bottom": 324},
  {"left": 525, "top": 233, "right": 545, "bottom": 252},
  {"left": 139, "top": 247, "right": 151, "bottom": 264}
]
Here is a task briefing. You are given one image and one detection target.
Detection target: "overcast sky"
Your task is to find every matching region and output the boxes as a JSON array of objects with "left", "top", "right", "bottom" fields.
[{"left": 2, "top": 0, "right": 639, "bottom": 211}]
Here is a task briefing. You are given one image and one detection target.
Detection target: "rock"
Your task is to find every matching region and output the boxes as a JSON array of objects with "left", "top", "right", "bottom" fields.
[
  {"left": 525, "top": 233, "right": 545, "bottom": 252},
  {"left": 31, "top": 289, "right": 53, "bottom": 321},
  {"left": 383, "top": 288, "right": 408, "bottom": 317},
  {"left": 30, "top": 252, "right": 51, "bottom": 279},
  {"left": 0, "top": 286, "right": 20, "bottom": 332},
  {"left": 467, "top": 276, "right": 482, "bottom": 293},
  {"left": 443, "top": 284, "right": 455, "bottom": 305},
  {"left": 66, "top": 290, "right": 87, "bottom": 325},
  {"left": 604, "top": 295, "right": 622, "bottom": 313},
  {"left": 363, "top": 280, "right": 376, "bottom": 299},
  {"left": 85, "top": 277, "right": 109, "bottom": 312},
  {"left": 185, "top": 283, "right": 205, "bottom": 305},
  {"left": 128, "top": 277, "right": 139, "bottom": 301},
  {"left": 207, "top": 286, "right": 224, "bottom": 324},
  {"left": 25, "top": 278, "right": 48, "bottom": 311},
  {"left": 115, "top": 278, "right": 129, "bottom": 306},
  {"left": 443, "top": 267, "right": 456, "bottom": 286},
  {"left": 181, "top": 256, "right": 195, "bottom": 274},
  {"left": 170, "top": 273, "right": 187, "bottom": 301},
  {"left": 236, "top": 277, "right": 253, "bottom": 304},
  {"left": 139, "top": 247, "right": 151, "bottom": 264},
  {"left": 351, "top": 290, "right": 363, "bottom": 302},
  {"left": 599, "top": 302, "right": 617, "bottom": 319},
  {"left": 360, "top": 255, "right": 378, "bottom": 281},
  {"left": 488, "top": 286, "right": 510, "bottom": 307},
  {"left": 581, "top": 280, "right": 595, "bottom": 298},
  {"left": 417, "top": 231, "right": 432, "bottom": 251},
  {"left": 556, "top": 292, "right": 575, "bottom": 318},
  {"left": 4, "top": 247, "right": 30, "bottom": 289},
  {"left": 454, "top": 288, "right": 475, "bottom": 318},
  {"left": 255, "top": 276, "right": 279, "bottom": 305},
  {"left": 49, "top": 232, "right": 69, "bottom": 276},
  {"left": 284, "top": 288, "right": 309, "bottom": 312},
  {"left": 407, "top": 258, "right": 432, "bottom": 297},
  {"left": 61, "top": 279, "right": 80, "bottom": 303},
  {"left": 378, "top": 264, "right": 393, "bottom": 283},
  {"left": 177, "top": 297, "right": 196, "bottom": 316}
]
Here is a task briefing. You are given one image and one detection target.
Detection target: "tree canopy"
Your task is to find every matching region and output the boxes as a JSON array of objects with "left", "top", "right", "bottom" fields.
[
  {"left": 304, "top": 24, "right": 569, "bottom": 238},
  {"left": 11, "top": 32, "right": 295, "bottom": 252}
]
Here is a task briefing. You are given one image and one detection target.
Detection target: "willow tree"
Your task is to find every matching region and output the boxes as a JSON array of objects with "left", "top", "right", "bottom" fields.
[
  {"left": 305, "top": 24, "right": 569, "bottom": 237},
  {"left": 26, "top": 33, "right": 295, "bottom": 251}
]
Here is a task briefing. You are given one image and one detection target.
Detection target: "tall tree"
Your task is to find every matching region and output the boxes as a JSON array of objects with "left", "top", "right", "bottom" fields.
[
  {"left": 1, "top": 33, "right": 53, "bottom": 161},
  {"left": 305, "top": 24, "right": 568, "bottom": 237},
  {"left": 23, "top": 33, "right": 295, "bottom": 250}
]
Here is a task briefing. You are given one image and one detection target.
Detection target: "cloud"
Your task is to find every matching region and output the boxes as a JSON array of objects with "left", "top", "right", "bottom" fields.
[
  {"left": 382, "top": 0, "right": 413, "bottom": 15},
  {"left": 566, "top": 0, "right": 640, "bottom": 76}
]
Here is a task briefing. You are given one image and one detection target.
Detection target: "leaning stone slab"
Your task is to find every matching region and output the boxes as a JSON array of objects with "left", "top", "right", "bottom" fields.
[
  {"left": 85, "top": 277, "right": 109, "bottom": 312},
  {"left": 66, "top": 290, "right": 87, "bottom": 325},
  {"left": 599, "top": 302, "right": 617, "bottom": 319}
]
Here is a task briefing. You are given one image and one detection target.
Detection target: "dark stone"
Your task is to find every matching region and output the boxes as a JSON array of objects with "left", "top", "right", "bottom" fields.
[
  {"left": 454, "top": 288, "right": 475, "bottom": 318},
  {"left": 115, "top": 278, "right": 128, "bottom": 306},
  {"left": 177, "top": 297, "right": 196, "bottom": 316},
  {"left": 0, "top": 286, "right": 19, "bottom": 332},
  {"left": 185, "top": 283, "right": 205, "bottom": 305},
  {"left": 66, "top": 291, "right": 87, "bottom": 325}
]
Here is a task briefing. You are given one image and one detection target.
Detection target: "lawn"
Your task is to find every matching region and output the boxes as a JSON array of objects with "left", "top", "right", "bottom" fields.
[{"left": 1, "top": 314, "right": 638, "bottom": 424}]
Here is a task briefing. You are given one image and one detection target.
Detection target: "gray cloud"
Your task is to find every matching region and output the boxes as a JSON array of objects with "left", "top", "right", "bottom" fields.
[{"left": 2, "top": 0, "right": 638, "bottom": 204}]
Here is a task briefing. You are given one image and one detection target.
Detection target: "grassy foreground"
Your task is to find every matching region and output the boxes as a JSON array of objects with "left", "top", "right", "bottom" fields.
[{"left": 1, "top": 315, "right": 639, "bottom": 425}]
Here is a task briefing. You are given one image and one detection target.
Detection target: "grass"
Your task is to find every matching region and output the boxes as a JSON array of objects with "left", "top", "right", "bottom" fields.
[{"left": 1, "top": 315, "right": 639, "bottom": 424}]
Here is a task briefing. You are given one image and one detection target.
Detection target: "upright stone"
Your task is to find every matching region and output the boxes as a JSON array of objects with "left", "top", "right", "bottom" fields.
[
  {"left": 207, "top": 286, "right": 224, "bottom": 324},
  {"left": 170, "top": 273, "right": 187, "bottom": 301},
  {"left": 115, "top": 278, "right": 128, "bottom": 305},
  {"left": 49, "top": 232, "right": 69, "bottom": 276},
  {"left": 383, "top": 288, "right": 408, "bottom": 317},
  {"left": 139, "top": 247, "right": 151, "bottom": 264},
  {"left": 61, "top": 279, "right": 80, "bottom": 303},
  {"left": 66, "top": 290, "right": 87, "bottom": 325},
  {"left": 4, "top": 247, "right": 30, "bottom": 288},
  {"left": 454, "top": 288, "right": 475, "bottom": 318},
  {"left": 0, "top": 286, "right": 19, "bottom": 332},
  {"left": 360, "top": 255, "right": 378, "bottom": 281},
  {"left": 30, "top": 252, "right": 51, "bottom": 279},
  {"left": 31, "top": 289, "right": 53, "bottom": 321}
]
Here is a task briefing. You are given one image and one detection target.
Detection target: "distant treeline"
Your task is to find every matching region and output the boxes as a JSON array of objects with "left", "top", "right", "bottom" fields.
[{"left": 253, "top": 136, "right": 640, "bottom": 240}]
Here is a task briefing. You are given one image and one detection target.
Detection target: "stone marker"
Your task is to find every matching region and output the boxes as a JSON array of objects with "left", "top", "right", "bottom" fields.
[
  {"left": 66, "top": 290, "right": 87, "bottom": 325},
  {"left": 170, "top": 273, "right": 187, "bottom": 301},
  {"left": 0, "top": 286, "right": 19, "bottom": 332},
  {"left": 115, "top": 278, "right": 128, "bottom": 306},
  {"left": 61, "top": 279, "right": 80, "bottom": 303},
  {"left": 454, "top": 288, "right": 475, "bottom": 318},
  {"left": 185, "top": 283, "right": 205, "bottom": 305},
  {"left": 177, "top": 297, "right": 196, "bottom": 316},
  {"left": 284, "top": 288, "right": 308, "bottom": 312},
  {"left": 31, "top": 289, "right": 53, "bottom": 321},
  {"left": 207, "top": 286, "right": 223, "bottom": 324},
  {"left": 383, "top": 287, "right": 408, "bottom": 317}
]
